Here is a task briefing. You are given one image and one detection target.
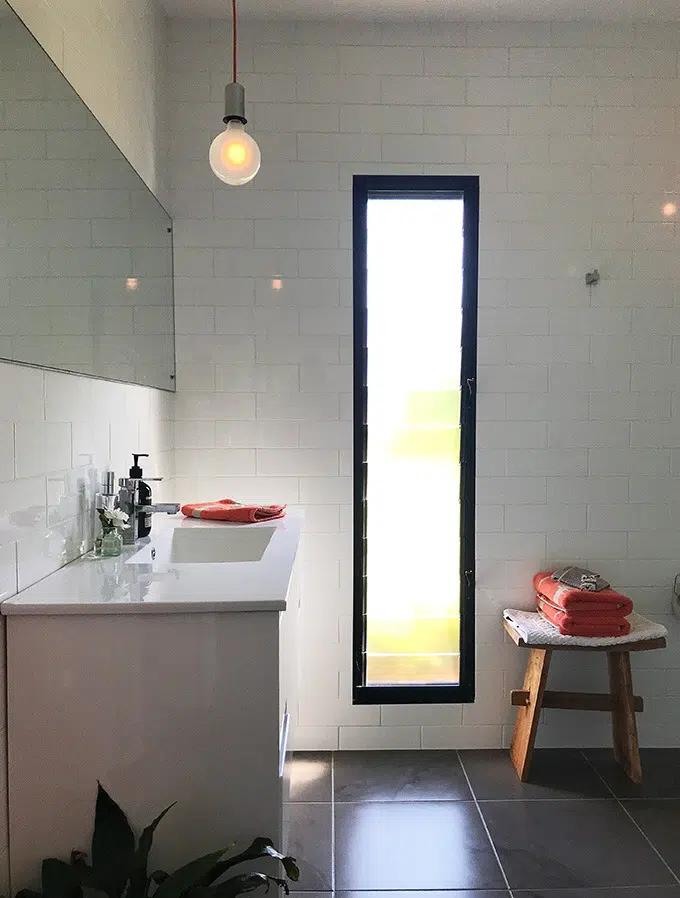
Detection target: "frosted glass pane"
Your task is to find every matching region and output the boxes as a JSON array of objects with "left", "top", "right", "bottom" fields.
[{"left": 365, "top": 197, "right": 464, "bottom": 686}]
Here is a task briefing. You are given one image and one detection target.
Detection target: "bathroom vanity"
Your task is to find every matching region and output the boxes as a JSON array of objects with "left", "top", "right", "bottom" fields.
[{"left": 1, "top": 511, "right": 302, "bottom": 892}]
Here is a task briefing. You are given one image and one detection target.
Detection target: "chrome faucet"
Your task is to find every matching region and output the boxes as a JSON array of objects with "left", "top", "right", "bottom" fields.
[{"left": 116, "top": 477, "right": 180, "bottom": 545}]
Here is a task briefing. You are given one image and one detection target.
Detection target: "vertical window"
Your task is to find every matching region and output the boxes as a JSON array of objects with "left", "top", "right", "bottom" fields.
[{"left": 353, "top": 175, "right": 478, "bottom": 704}]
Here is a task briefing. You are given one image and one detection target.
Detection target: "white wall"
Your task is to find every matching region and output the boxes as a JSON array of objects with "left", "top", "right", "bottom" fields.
[
  {"left": 168, "top": 17, "right": 680, "bottom": 752},
  {"left": 0, "top": 364, "right": 174, "bottom": 601}
]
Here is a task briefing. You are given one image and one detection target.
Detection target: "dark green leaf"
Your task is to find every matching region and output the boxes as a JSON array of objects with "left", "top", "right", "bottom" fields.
[
  {"left": 68, "top": 852, "right": 101, "bottom": 893},
  {"left": 152, "top": 849, "right": 229, "bottom": 898},
  {"left": 127, "top": 804, "right": 176, "bottom": 898},
  {"left": 192, "top": 873, "right": 289, "bottom": 898},
  {"left": 281, "top": 859, "right": 297, "bottom": 884},
  {"left": 196, "top": 839, "right": 298, "bottom": 887},
  {"left": 91, "top": 783, "right": 136, "bottom": 898},
  {"left": 42, "top": 859, "right": 83, "bottom": 898}
]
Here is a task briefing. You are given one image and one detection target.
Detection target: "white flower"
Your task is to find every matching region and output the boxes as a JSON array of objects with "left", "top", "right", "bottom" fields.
[
  {"left": 110, "top": 508, "right": 130, "bottom": 526},
  {"left": 98, "top": 507, "right": 131, "bottom": 530}
]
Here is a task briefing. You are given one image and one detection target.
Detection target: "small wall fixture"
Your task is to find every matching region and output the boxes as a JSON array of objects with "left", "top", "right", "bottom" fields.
[
  {"left": 585, "top": 269, "right": 600, "bottom": 286},
  {"left": 209, "top": 0, "right": 261, "bottom": 186}
]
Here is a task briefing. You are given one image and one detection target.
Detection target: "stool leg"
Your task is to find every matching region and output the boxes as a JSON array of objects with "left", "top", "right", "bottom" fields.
[
  {"left": 608, "top": 651, "right": 642, "bottom": 784},
  {"left": 510, "top": 648, "right": 552, "bottom": 781}
]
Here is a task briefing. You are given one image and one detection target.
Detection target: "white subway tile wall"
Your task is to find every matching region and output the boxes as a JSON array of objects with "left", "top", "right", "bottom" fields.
[
  {"left": 0, "top": 364, "right": 174, "bottom": 594},
  {"left": 168, "top": 18, "right": 680, "bottom": 752}
]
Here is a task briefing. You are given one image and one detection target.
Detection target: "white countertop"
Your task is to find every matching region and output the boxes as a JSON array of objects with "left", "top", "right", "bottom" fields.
[{"left": 1, "top": 510, "right": 303, "bottom": 616}]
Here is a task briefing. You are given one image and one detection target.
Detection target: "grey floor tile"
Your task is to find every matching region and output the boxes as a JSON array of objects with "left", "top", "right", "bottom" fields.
[
  {"left": 333, "top": 749, "right": 472, "bottom": 801},
  {"left": 289, "top": 752, "right": 332, "bottom": 802},
  {"left": 284, "top": 802, "right": 332, "bottom": 891},
  {"left": 623, "top": 799, "right": 680, "bottom": 877},
  {"left": 336, "top": 892, "right": 510, "bottom": 897},
  {"left": 460, "top": 749, "right": 611, "bottom": 800},
  {"left": 584, "top": 749, "right": 680, "bottom": 799},
  {"left": 514, "top": 889, "right": 680, "bottom": 897},
  {"left": 479, "top": 799, "right": 676, "bottom": 891},
  {"left": 334, "top": 800, "right": 505, "bottom": 891}
]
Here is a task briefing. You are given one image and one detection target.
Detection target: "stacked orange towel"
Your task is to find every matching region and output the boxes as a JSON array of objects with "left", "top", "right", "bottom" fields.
[
  {"left": 533, "top": 571, "right": 632, "bottom": 637},
  {"left": 181, "top": 498, "right": 286, "bottom": 523}
]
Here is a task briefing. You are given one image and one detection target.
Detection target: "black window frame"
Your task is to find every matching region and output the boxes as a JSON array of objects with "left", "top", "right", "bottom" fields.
[{"left": 352, "top": 174, "right": 479, "bottom": 706}]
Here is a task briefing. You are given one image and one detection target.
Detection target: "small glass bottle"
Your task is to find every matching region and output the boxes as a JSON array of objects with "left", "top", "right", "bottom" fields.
[{"left": 100, "top": 530, "right": 123, "bottom": 557}]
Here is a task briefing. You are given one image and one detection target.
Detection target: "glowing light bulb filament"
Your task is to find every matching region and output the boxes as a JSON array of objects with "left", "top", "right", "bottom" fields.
[{"left": 225, "top": 142, "right": 247, "bottom": 166}]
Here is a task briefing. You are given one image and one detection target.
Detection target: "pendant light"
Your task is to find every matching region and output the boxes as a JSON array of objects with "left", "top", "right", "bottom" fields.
[{"left": 209, "top": 0, "right": 261, "bottom": 186}]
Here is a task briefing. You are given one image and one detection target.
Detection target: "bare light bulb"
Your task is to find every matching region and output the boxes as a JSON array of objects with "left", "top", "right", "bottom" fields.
[{"left": 209, "top": 120, "right": 261, "bottom": 186}]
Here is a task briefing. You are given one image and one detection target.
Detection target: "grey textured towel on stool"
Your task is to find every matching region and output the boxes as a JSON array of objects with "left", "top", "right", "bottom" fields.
[{"left": 551, "top": 566, "right": 610, "bottom": 592}]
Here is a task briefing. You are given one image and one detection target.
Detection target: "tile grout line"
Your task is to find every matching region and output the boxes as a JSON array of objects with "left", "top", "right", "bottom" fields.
[
  {"left": 456, "top": 750, "right": 515, "bottom": 898},
  {"left": 330, "top": 751, "right": 336, "bottom": 893},
  {"left": 579, "top": 749, "right": 680, "bottom": 888}
]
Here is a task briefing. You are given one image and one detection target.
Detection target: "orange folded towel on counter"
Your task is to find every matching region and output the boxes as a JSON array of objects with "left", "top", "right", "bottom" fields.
[
  {"left": 181, "top": 498, "right": 286, "bottom": 523},
  {"left": 533, "top": 571, "right": 633, "bottom": 615},
  {"left": 536, "top": 595, "right": 631, "bottom": 637}
]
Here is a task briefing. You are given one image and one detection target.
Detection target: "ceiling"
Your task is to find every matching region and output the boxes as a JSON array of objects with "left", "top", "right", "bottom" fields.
[{"left": 161, "top": 0, "right": 680, "bottom": 20}]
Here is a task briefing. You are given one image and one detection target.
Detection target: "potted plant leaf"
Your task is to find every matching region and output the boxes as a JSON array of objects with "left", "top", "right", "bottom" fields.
[{"left": 15, "top": 783, "right": 299, "bottom": 898}]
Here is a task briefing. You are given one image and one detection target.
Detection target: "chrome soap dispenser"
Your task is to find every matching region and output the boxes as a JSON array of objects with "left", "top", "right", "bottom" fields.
[{"left": 129, "top": 453, "right": 152, "bottom": 538}]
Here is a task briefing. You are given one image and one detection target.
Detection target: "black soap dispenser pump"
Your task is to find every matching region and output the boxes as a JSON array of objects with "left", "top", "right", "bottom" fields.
[{"left": 130, "top": 453, "right": 152, "bottom": 539}]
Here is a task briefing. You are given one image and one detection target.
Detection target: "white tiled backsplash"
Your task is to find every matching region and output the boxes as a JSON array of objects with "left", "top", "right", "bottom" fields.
[
  {"left": 0, "top": 362, "right": 174, "bottom": 601},
  {"left": 168, "top": 18, "right": 680, "bottom": 751}
]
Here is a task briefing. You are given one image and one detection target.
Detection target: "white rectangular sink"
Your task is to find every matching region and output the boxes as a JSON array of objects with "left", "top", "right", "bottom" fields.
[{"left": 126, "top": 525, "right": 276, "bottom": 565}]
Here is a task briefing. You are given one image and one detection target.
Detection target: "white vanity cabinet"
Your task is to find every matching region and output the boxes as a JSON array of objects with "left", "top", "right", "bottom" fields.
[{"left": 1, "top": 512, "right": 302, "bottom": 893}]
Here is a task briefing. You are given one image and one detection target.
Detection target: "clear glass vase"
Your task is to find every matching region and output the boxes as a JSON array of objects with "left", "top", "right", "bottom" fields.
[{"left": 100, "top": 530, "right": 123, "bottom": 557}]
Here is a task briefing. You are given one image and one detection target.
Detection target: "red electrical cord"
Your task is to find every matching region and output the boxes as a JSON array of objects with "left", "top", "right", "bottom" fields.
[{"left": 232, "top": 0, "right": 237, "bottom": 83}]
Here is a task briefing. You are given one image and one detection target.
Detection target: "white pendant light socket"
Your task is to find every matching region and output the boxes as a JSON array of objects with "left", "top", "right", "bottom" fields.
[{"left": 210, "top": 82, "right": 261, "bottom": 186}]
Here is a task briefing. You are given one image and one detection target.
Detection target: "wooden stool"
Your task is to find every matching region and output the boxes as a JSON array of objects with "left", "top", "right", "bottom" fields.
[{"left": 504, "top": 618, "right": 666, "bottom": 784}]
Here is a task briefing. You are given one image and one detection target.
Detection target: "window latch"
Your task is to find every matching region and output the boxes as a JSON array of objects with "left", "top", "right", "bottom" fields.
[
  {"left": 464, "top": 570, "right": 474, "bottom": 587},
  {"left": 466, "top": 377, "right": 475, "bottom": 395}
]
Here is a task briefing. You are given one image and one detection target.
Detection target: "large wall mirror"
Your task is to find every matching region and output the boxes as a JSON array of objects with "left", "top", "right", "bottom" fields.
[{"left": 0, "top": 1, "right": 175, "bottom": 390}]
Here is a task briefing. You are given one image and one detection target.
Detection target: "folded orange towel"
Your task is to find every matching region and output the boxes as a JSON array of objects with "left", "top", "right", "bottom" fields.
[
  {"left": 181, "top": 499, "right": 286, "bottom": 523},
  {"left": 533, "top": 571, "right": 633, "bottom": 615},
  {"left": 535, "top": 592, "right": 626, "bottom": 623},
  {"left": 537, "top": 596, "right": 631, "bottom": 637}
]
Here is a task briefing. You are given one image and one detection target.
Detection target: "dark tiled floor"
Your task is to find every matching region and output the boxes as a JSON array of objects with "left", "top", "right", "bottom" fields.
[
  {"left": 334, "top": 749, "right": 472, "bottom": 801},
  {"left": 285, "top": 748, "right": 680, "bottom": 897},
  {"left": 623, "top": 800, "right": 680, "bottom": 878},
  {"left": 584, "top": 748, "right": 680, "bottom": 799},
  {"left": 335, "top": 800, "right": 506, "bottom": 891}
]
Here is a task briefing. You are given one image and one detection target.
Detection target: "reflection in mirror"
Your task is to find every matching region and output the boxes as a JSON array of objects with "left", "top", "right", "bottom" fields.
[{"left": 0, "top": 0, "right": 175, "bottom": 390}]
